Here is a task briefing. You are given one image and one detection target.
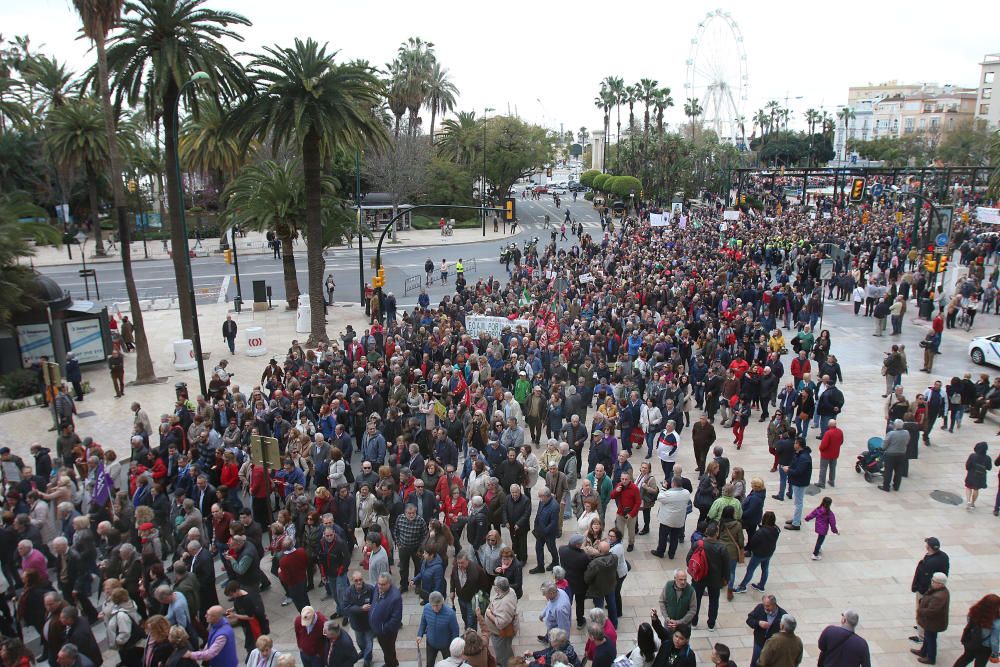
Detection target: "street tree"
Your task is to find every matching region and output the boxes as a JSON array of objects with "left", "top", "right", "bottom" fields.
[
  {"left": 236, "top": 38, "right": 387, "bottom": 345},
  {"left": 105, "top": 0, "right": 252, "bottom": 342},
  {"left": 482, "top": 115, "right": 551, "bottom": 204}
]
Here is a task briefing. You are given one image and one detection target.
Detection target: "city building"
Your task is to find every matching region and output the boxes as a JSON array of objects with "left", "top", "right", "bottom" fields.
[
  {"left": 847, "top": 80, "right": 924, "bottom": 108},
  {"left": 974, "top": 53, "right": 1000, "bottom": 128}
]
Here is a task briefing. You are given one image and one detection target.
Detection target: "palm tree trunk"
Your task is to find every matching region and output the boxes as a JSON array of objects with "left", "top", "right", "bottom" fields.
[
  {"left": 85, "top": 163, "right": 102, "bottom": 255},
  {"left": 303, "top": 129, "right": 328, "bottom": 346},
  {"left": 429, "top": 106, "right": 437, "bottom": 145},
  {"left": 277, "top": 223, "right": 299, "bottom": 309},
  {"left": 94, "top": 31, "right": 156, "bottom": 383},
  {"left": 162, "top": 82, "right": 196, "bottom": 340}
]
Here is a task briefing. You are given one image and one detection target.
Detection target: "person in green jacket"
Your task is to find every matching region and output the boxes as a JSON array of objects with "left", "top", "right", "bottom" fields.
[
  {"left": 708, "top": 483, "right": 743, "bottom": 523},
  {"left": 514, "top": 371, "right": 532, "bottom": 409}
]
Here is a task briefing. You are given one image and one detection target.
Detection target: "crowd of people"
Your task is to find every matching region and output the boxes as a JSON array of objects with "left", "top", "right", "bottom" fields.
[{"left": 2, "top": 190, "right": 1000, "bottom": 667}]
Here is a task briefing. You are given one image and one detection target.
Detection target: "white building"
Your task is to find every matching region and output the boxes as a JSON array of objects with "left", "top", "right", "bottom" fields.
[
  {"left": 974, "top": 53, "right": 1000, "bottom": 128},
  {"left": 833, "top": 98, "right": 875, "bottom": 160}
]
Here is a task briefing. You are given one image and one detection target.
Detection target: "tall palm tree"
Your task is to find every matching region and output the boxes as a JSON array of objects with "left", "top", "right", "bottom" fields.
[
  {"left": 594, "top": 87, "right": 612, "bottom": 169},
  {"left": 752, "top": 109, "right": 768, "bottom": 140},
  {"left": 837, "top": 106, "right": 856, "bottom": 160},
  {"left": 178, "top": 99, "right": 248, "bottom": 194},
  {"left": 220, "top": 160, "right": 305, "bottom": 308},
  {"left": 605, "top": 76, "right": 625, "bottom": 168},
  {"left": 105, "top": 0, "right": 251, "bottom": 342},
  {"left": 735, "top": 115, "right": 746, "bottom": 148},
  {"left": 780, "top": 108, "right": 791, "bottom": 131},
  {"left": 0, "top": 192, "right": 61, "bottom": 326},
  {"left": 435, "top": 110, "right": 478, "bottom": 166},
  {"left": 0, "top": 75, "right": 28, "bottom": 136},
  {"left": 765, "top": 100, "right": 780, "bottom": 135},
  {"left": 397, "top": 37, "right": 435, "bottom": 136},
  {"left": 577, "top": 126, "right": 589, "bottom": 148},
  {"left": 684, "top": 98, "right": 702, "bottom": 141},
  {"left": 625, "top": 83, "right": 639, "bottom": 133},
  {"left": 237, "top": 38, "right": 388, "bottom": 345},
  {"left": 638, "top": 78, "right": 658, "bottom": 154},
  {"left": 424, "top": 62, "right": 457, "bottom": 144},
  {"left": 73, "top": 0, "right": 153, "bottom": 391},
  {"left": 653, "top": 87, "right": 674, "bottom": 136},
  {"left": 384, "top": 60, "right": 408, "bottom": 139},
  {"left": 804, "top": 108, "right": 819, "bottom": 135}
]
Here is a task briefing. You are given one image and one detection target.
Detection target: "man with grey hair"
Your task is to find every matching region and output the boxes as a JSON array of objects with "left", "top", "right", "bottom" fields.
[
  {"left": 433, "top": 637, "right": 467, "bottom": 667},
  {"left": 503, "top": 482, "right": 530, "bottom": 564},
  {"left": 758, "top": 614, "right": 803, "bottom": 666},
  {"left": 480, "top": 576, "right": 517, "bottom": 667},
  {"left": 417, "top": 590, "right": 460, "bottom": 666},
  {"left": 323, "top": 617, "right": 360, "bottom": 664},
  {"left": 746, "top": 593, "right": 787, "bottom": 667},
  {"left": 155, "top": 584, "right": 191, "bottom": 629},
  {"left": 818, "top": 609, "right": 871, "bottom": 667},
  {"left": 538, "top": 580, "right": 572, "bottom": 641},
  {"left": 56, "top": 643, "right": 91, "bottom": 667},
  {"left": 881, "top": 419, "right": 910, "bottom": 492}
]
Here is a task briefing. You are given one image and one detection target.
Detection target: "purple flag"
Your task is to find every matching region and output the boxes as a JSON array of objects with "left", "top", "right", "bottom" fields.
[{"left": 92, "top": 461, "right": 113, "bottom": 507}]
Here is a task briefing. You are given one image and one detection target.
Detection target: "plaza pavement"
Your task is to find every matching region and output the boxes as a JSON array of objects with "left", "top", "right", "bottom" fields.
[{"left": 1, "top": 294, "right": 999, "bottom": 666}]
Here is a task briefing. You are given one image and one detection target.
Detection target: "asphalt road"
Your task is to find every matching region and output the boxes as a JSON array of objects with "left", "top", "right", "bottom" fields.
[{"left": 38, "top": 189, "right": 604, "bottom": 308}]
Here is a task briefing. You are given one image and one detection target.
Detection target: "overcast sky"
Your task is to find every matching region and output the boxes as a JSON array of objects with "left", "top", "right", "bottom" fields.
[{"left": 7, "top": 0, "right": 999, "bottom": 139}]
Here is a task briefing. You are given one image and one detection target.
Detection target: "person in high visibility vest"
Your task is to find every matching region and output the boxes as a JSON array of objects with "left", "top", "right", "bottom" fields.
[{"left": 455, "top": 259, "right": 464, "bottom": 277}]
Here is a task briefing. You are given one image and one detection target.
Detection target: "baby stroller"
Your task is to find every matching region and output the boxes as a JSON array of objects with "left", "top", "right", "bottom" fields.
[{"left": 855, "top": 436, "right": 884, "bottom": 483}]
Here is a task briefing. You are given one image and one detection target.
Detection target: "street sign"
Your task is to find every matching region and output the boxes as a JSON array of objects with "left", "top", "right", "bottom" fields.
[
  {"left": 819, "top": 258, "right": 834, "bottom": 281},
  {"left": 935, "top": 233, "right": 949, "bottom": 248},
  {"left": 871, "top": 183, "right": 884, "bottom": 198},
  {"left": 936, "top": 206, "right": 954, "bottom": 239}
]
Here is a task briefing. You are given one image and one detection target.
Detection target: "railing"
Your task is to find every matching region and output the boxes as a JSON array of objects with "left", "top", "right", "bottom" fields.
[{"left": 403, "top": 274, "right": 422, "bottom": 296}]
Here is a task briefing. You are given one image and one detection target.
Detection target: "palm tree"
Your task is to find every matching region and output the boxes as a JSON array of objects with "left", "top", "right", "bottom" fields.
[
  {"left": 105, "top": 0, "right": 251, "bottom": 342},
  {"left": 594, "top": 87, "right": 612, "bottom": 169},
  {"left": 577, "top": 126, "right": 589, "bottom": 148},
  {"left": 837, "top": 106, "right": 856, "bottom": 160},
  {"left": 735, "top": 115, "right": 746, "bottom": 148},
  {"left": 625, "top": 83, "right": 639, "bottom": 133},
  {"left": 424, "top": 62, "right": 457, "bottom": 144},
  {"left": 804, "top": 108, "right": 819, "bottom": 135},
  {"left": 45, "top": 98, "right": 136, "bottom": 256},
  {"left": 178, "top": 99, "right": 248, "bottom": 194},
  {"left": 21, "top": 54, "right": 76, "bottom": 113},
  {"left": 435, "top": 110, "right": 478, "bottom": 166},
  {"left": 605, "top": 76, "right": 625, "bottom": 168},
  {"left": 397, "top": 37, "right": 436, "bottom": 136},
  {"left": 0, "top": 76, "right": 28, "bottom": 135},
  {"left": 0, "top": 192, "right": 61, "bottom": 326},
  {"left": 638, "top": 78, "right": 658, "bottom": 154},
  {"left": 752, "top": 109, "right": 767, "bottom": 140},
  {"left": 653, "top": 87, "right": 674, "bottom": 136},
  {"left": 780, "top": 108, "right": 791, "bottom": 131},
  {"left": 765, "top": 100, "right": 780, "bottom": 135},
  {"left": 220, "top": 160, "right": 305, "bottom": 308},
  {"left": 684, "top": 98, "right": 702, "bottom": 141},
  {"left": 384, "top": 60, "right": 408, "bottom": 139},
  {"left": 237, "top": 38, "right": 388, "bottom": 345},
  {"left": 74, "top": 0, "right": 154, "bottom": 388}
]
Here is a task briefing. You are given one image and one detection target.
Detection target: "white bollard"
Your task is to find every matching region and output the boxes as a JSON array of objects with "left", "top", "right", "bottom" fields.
[
  {"left": 245, "top": 326, "right": 267, "bottom": 357},
  {"left": 173, "top": 339, "right": 197, "bottom": 370},
  {"left": 296, "top": 301, "right": 311, "bottom": 333}
]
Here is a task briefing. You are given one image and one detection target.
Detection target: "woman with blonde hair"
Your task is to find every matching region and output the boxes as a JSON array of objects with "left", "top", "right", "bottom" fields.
[
  {"left": 245, "top": 635, "right": 282, "bottom": 667},
  {"left": 143, "top": 615, "right": 173, "bottom": 667},
  {"left": 741, "top": 477, "right": 767, "bottom": 542}
]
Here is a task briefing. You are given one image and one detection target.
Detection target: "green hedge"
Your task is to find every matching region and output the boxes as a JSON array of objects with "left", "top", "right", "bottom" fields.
[{"left": 0, "top": 369, "right": 39, "bottom": 399}]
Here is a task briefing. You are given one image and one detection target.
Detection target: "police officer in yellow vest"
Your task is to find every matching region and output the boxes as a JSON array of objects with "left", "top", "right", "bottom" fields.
[{"left": 455, "top": 258, "right": 464, "bottom": 277}]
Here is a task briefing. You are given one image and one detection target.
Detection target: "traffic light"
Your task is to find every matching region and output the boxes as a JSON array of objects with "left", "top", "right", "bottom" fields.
[
  {"left": 546, "top": 167, "right": 553, "bottom": 178},
  {"left": 223, "top": 249, "right": 233, "bottom": 264},
  {"left": 923, "top": 253, "right": 937, "bottom": 273},
  {"left": 895, "top": 211, "right": 903, "bottom": 223},
  {"left": 849, "top": 178, "right": 866, "bottom": 203},
  {"left": 373, "top": 266, "right": 386, "bottom": 288},
  {"left": 862, "top": 210, "right": 870, "bottom": 225},
  {"left": 504, "top": 197, "right": 516, "bottom": 221},
  {"left": 937, "top": 255, "right": 949, "bottom": 274}
]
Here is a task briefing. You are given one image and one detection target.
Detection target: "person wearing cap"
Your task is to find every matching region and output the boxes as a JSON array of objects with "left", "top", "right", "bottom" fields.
[
  {"left": 525, "top": 387, "right": 547, "bottom": 445},
  {"left": 294, "top": 605, "right": 327, "bottom": 667},
  {"left": 65, "top": 352, "right": 83, "bottom": 401},
  {"left": 913, "top": 573, "right": 950, "bottom": 664},
  {"left": 910, "top": 538, "right": 949, "bottom": 644}
]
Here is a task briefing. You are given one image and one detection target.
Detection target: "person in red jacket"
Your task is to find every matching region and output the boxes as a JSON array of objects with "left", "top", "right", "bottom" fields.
[
  {"left": 816, "top": 418, "right": 844, "bottom": 489},
  {"left": 249, "top": 463, "right": 271, "bottom": 531},
  {"left": 210, "top": 503, "right": 235, "bottom": 558},
  {"left": 790, "top": 351, "right": 811, "bottom": 383},
  {"left": 293, "top": 605, "right": 327, "bottom": 667},
  {"left": 278, "top": 537, "right": 311, "bottom": 611},
  {"left": 728, "top": 356, "right": 749, "bottom": 380},
  {"left": 611, "top": 471, "right": 642, "bottom": 551}
]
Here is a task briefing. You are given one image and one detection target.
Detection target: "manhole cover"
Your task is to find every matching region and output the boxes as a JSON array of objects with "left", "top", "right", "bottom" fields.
[
  {"left": 76, "top": 411, "right": 97, "bottom": 418},
  {"left": 805, "top": 485, "right": 822, "bottom": 496},
  {"left": 930, "top": 490, "right": 963, "bottom": 505}
]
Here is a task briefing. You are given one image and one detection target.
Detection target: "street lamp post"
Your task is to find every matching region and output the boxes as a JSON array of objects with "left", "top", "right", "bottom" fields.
[
  {"left": 170, "top": 71, "right": 210, "bottom": 398},
  {"left": 482, "top": 108, "right": 494, "bottom": 237},
  {"left": 231, "top": 226, "right": 243, "bottom": 312},
  {"left": 75, "top": 231, "right": 90, "bottom": 300}
]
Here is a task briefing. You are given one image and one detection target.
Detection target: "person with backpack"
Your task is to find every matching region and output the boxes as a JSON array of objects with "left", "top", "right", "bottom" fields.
[
  {"left": 688, "top": 522, "right": 730, "bottom": 631},
  {"left": 107, "top": 587, "right": 145, "bottom": 667},
  {"left": 804, "top": 497, "right": 839, "bottom": 561}
]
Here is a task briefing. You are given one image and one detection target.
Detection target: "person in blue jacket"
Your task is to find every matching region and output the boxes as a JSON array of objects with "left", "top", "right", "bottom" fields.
[
  {"left": 411, "top": 550, "right": 446, "bottom": 602},
  {"left": 369, "top": 573, "right": 403, "bottom": 667},
  {"left": 416, "top": 591, "right": 460, "bottom": 666},
  {"left": 529, "top": 487, "right": 561, "bottom": 574},
  {"left": 341, "top": 571, "right": 374, "bottom": 666},
  {"left": 783, "top": 438, "right": 812, "bottom": 530}
]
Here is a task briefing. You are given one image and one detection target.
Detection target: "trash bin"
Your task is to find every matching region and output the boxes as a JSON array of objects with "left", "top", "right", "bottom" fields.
[
  {"left": 172, "top": 339, "right": 197, "bottom": 371},
  {"left": 918, "top": 298, "right": 933, "bottom": 320},
  {"left": 296, "top": 297, "right": 311, "bottom": 333},
  {"left": 245, "top": 326, "right": 267, "bottom": 357}
]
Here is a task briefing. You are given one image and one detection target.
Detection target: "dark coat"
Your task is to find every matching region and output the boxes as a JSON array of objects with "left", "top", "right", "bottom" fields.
[
  {"left": 787, "top": 446, "right": 812, "bottom": 487},
  {"left": 558, "top": 544, "right": 591, "bottom": 597},
  {"left": 449, "top": 560, "right": 491, "bottom": 603},
  {"left": 911, "top": 550, "right": 949, "bottom": 594},
  {"left": 747, "top": 602, "right": 787, "bottom": 646},
  {"left": 583, "top": 553, "right": 618, "bottom": 597},
  {"left": 917, "top": 586, "right": 950, "bottom": 633}
]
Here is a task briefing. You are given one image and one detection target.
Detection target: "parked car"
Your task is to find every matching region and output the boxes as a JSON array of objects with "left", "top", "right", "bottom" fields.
[
  {"left": 532, "top": 185, "right": 548, "bottom": 194},
  {"left": 549, "top": 186, "right": 568, "bottom": 195},
  {"left": 969, "top": 333, "right": 1000, "bottom": 367}
]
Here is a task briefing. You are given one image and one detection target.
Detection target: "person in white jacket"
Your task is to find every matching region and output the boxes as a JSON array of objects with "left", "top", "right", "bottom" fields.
[
  {"left": 106, "top": 587, "right": 144, "bottom": 665},
  {"left": 640, "top": 398, "right": 663, "bottom": 459},
  {"left": 650, "top": 476, "right": 691, "bottom": 559}
]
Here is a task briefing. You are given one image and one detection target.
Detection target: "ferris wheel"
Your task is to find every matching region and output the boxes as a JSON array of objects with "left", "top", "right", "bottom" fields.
[{"left": 685, "top": 9, "right": 749, "bottom": 145}]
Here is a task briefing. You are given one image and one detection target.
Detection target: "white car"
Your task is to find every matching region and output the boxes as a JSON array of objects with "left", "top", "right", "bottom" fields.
[
  {"left": 968, "top": 333, "right": 1000, "bottom": 366},
  {"left": 549, "top": 186, "right": 568, "bottom": 195}
]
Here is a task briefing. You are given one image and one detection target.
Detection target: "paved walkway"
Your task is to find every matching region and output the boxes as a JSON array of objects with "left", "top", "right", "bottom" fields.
[
  {"left": 22, "top": 226, "right": 510, "bottom": 268},
  {"left": 3, "top": 297, "right": 999, "bottom": 666}
]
